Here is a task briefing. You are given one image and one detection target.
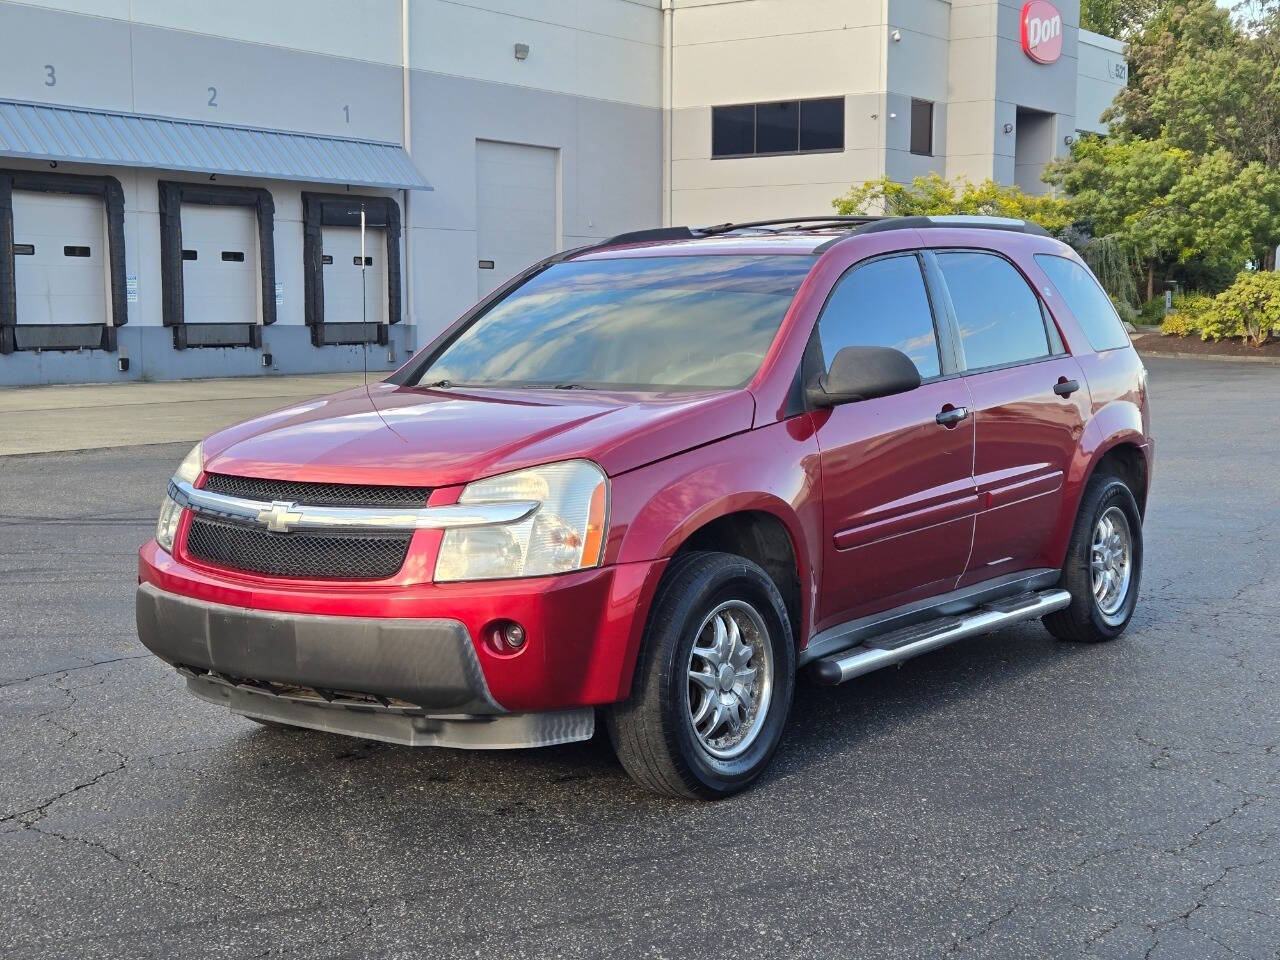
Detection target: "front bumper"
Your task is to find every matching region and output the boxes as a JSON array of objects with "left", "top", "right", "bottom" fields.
[
  {"left": 138, "top": 540, "right": 667, "bottom": 714},
  {"left": 136, "top": 581, "right": 501, "bottom": 713},
  {"left": 136, "top": 582, "right": 595, "bottom": 748}
]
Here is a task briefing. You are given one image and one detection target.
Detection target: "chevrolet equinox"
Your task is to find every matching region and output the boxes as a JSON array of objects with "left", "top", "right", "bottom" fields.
[{"left": 136, "top": 215, "right": 1154, "bottom": 799}]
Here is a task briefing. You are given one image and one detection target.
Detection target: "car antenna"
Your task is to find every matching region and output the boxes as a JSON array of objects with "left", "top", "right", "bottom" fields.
[{"left": 360, "top": 203, "right": 368, "bottom": 389}]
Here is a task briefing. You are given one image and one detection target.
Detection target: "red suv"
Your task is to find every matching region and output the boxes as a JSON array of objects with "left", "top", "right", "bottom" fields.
[{"left": 136, "top": 215, "right": 1153, "bottom": 799}]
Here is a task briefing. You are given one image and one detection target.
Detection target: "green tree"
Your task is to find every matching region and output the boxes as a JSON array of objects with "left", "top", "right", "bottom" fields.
[
  {"left": 1080, "top": 0, "right": 1162, "bottom": 37},
  {"left": 1046, "top": 136, "right": 1280, "bottom": 298},
  {"left": 1105, "top": 0, "right": 1237, "bottom": 139},
  {"left": 831, "top": 174, "right": 1072, "bottom": 233},
  {"left": 1046, "top": 137, "right": 1190, "bottom": 299}
]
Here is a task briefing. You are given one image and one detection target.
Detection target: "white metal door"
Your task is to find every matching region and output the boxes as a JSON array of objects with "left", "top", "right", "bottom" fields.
[
  {"left": 475, "top": 140, "right": 558, "bottom": 298},
  {"left": 181, "top": 205, "right": 259, "bottom": 324},
  {"left": 321, "top": 226, "right": 387, "bottom": 324},
  {"left": 12, "top": 191, "right": 109, "bottom": 325}
]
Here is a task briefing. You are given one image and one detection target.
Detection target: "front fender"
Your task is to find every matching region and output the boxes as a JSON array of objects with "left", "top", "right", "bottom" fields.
[{"left": 604, "top": 417, "right": 823, "bottom": 654}]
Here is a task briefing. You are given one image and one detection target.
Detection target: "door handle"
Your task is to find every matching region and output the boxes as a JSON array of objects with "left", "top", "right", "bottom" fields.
[
  {"left": 935, "top": 405, "right": 969, "bottom": 427},
  {"left": 1053, "top": 378, "right": 1080, "bottom": 398}
]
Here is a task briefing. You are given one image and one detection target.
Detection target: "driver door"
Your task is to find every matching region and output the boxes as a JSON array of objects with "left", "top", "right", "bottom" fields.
[{"left": 810, "top": 252, "right": 977, "bottom": 629}]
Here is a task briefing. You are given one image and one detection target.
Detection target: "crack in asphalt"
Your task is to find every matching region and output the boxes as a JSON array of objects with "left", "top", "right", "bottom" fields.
[{"left": 0, "top": 654, "right": 150, "bottom": 690}]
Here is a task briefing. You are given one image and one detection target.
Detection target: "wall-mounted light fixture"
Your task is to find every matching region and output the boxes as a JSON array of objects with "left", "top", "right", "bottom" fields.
[
  {"left": 514, "top": 43, "right": 530, "bottom": 61},
  {"left": 1003, "top": 122, "right": 1014, "bottom": 134},
  {"left": 891, "top": 29, "right": 901, "bottom": 41},
  {"left": 1064, "top": 134, "right": 1076, "bottom": 145}
]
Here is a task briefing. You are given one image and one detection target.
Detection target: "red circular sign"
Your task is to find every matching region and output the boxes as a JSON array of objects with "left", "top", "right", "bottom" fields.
[{"left": 1021, "top": 0, "right": 1063, "bottom": 64}]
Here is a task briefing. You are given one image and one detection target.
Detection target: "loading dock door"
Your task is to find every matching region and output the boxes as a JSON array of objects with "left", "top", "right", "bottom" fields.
[
  {"left": 322, "top": 226, "right": 387, "bottom": 324},
  {"left": 13, "top": 191, "right": 109, "bottom": 326},
  {"left": 181, "top": 204, "right": 260, "bottom": 324},
  {"left": 475, "top": 141, "right": 558, "bottom": 298}
]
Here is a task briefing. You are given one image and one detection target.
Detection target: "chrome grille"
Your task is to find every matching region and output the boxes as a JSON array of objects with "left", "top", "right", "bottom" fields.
[
  {"left": 186, "top": 516, "right": 412, "bottom": 580},
  {"left": 202, "top": 472, "right": 430, "bottom": 509}
]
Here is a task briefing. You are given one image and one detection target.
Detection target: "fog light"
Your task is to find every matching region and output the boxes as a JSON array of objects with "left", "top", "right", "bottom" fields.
[{"left": 503, "top": 622, "right": 526, "bottom": 649}]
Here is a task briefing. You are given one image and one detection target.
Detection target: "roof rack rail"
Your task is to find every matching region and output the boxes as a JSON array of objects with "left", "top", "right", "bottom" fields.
[
  {"left": 857, "top": 215, "right": 1051, "bottom": 236},
  {"left": 812, "top": 214, "right": 1052, "bottom": 252},
  {"left": 601, "top": 216, "right": 882, "bottom": 248},
  {"left": 593, "top": 214, "right": 1052, "bottom": 257}
]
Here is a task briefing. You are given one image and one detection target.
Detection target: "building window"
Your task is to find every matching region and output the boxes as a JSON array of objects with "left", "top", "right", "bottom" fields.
[
  {"left": 910, "top": 99, "right": 934, "bottom": 157},
  {"left": 711, "top": 97, "right": 845, "bottom": 158}
]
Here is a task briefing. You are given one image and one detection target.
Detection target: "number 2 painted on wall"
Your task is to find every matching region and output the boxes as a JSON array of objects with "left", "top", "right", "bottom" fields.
[
  {"left": 207, "top": 86, "right": 218, "bottom": 107},
  {"left": 44, "top": 65, "right": 56, "bottom": 86}
]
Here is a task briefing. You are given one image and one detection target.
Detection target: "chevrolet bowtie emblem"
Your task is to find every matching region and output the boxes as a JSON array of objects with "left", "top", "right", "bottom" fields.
[{"left": 257, "top": 500, "right": 304, "bottom": 533}]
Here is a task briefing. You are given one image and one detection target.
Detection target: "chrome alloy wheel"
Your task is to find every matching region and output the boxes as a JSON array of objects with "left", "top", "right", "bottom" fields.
[
  {"left": 1091, "top": 505, "right": 1133, "bottom": 623},
  {"left": 686, "top": 600, "right": 774, "bottom": 760}
]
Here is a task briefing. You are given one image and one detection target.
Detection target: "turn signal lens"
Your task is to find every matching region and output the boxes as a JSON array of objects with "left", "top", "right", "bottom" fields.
[
  {"left": 156, "top": 443, "right": 203, "bottom": 552},
  {"left": 156, "top": 494, "right": 183, "bottom": 552}
]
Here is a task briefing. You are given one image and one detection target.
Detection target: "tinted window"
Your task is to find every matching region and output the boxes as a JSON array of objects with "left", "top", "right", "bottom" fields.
[
  {"left": 817, "top": 255, "right": 942, "bottom": 378},
  {"left": 910, "top": 99, "right": 933, "bottom": 156},
  {"left": 937, "top": 251, "right": 1049, "bottom": 369},
  {"left": 1035, "top": 254, "right": 1130, "bottom": 352},
  {"left": 415, "top": 255, "right": 815, "bottom": 391},
  {"left": 712, "top": 104, "right": 755, "bottom": 157},
  {"left": 800, "top": 98, "right": 844, "bottom": 151},
  {"left": 712, "top": 98, "right": 845, "bottom": 158},
  {"left": 756, "top": 101, "right": 800, "bottom": 154}
]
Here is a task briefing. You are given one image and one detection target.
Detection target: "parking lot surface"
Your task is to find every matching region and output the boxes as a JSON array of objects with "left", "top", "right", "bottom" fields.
[{"left": 1, "top": 356, "right": 1277, "bottom": 959}]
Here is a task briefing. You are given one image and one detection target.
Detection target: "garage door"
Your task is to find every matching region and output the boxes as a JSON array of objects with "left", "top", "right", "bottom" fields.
[
  {"left": 476, "top": 141, "right": 558, "bottom": 298},
  {"left": 181, "top": 205, "right": 259, "bottom": 324},
  {"left": 13, "top": 191, "right": 108, "bottom": 326},
  {"left": 322, "top": 226, "right": 387, "bottom": 325}
]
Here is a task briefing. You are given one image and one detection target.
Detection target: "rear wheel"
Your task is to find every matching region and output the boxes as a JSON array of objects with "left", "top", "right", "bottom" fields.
[
  {"left": 1045, "top": 472, "right": 1143, "bottom": 643},
  {"left": 606, "top": 552, "right": 795, "bottom": 799}
]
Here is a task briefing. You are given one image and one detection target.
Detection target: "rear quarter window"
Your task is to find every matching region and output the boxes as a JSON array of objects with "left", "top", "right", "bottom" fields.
[{"left": 1035, "top": 254, "right": 1131, "bottom": 352}]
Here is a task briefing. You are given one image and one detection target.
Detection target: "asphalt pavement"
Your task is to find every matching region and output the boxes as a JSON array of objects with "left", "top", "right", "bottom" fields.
[{"left": 1, "top": 356, "right": 1276, "bottom": 959}]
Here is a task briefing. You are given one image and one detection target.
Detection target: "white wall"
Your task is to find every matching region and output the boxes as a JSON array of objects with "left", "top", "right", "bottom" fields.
[
  {"left": 667, "top": 0, "right": 889, "bottom": 224},
  {"left": 1076, "top": 29, "right": 1127, "bottom": 133},
  {"left": 8, "top": 0, "right": 402, "bottom": 66},
  {"left": 409, "top": 0, "right": 662, "bottom": 108}
]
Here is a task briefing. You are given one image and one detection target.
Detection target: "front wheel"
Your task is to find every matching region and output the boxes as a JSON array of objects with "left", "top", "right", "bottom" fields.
[
  {"left": 606, "top": 552, "right": 795, "bottom": 799},
  {"left": 1044, "top": 472, "right": 1144, "bottom": 643}
]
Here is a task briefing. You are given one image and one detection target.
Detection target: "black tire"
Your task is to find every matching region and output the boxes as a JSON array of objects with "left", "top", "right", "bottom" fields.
[
  {"left": 606, "top": 551, "right": 795, "bottom": 800},
  {"left": 1044, "top": 471, "right": 1143, "bottom": 643}
]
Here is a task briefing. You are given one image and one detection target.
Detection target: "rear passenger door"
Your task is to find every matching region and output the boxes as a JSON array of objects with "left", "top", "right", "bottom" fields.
[
  {"left": 929, "top": 250, "right": 1090, "bottom": 584},
  {"left": 811, "top": 253, "right": 976, "bottom": 628}
]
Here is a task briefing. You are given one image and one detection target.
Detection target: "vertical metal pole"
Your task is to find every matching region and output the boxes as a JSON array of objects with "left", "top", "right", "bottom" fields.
[{"left": 360, "top": 204, "right": 368, "bottom": 384}]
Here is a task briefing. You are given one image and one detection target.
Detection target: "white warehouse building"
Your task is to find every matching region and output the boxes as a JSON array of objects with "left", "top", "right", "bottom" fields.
[{"left": 0, "top": 0, "right": 1127, "bottom": 386}]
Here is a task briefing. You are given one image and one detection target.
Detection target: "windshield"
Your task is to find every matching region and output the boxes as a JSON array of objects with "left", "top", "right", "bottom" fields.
[{"left": 411, "top": 254, "right": 815, "bottom": 391}]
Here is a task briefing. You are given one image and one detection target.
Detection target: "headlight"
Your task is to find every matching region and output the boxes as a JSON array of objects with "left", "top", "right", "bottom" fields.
[
  {"left": 175, "top": 443, "right": 204, "bottom": 484},
  {"left": 434, "top": 460, "right": 608, "bottom": 582},
  {"left": 156, "top": 443, "right": 203, "bottom": 552}
]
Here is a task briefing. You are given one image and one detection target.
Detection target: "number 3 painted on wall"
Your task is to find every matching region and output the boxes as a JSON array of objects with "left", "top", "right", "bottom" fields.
[{"left": 45, "top": 65, "right": 56, "bottom": 86}]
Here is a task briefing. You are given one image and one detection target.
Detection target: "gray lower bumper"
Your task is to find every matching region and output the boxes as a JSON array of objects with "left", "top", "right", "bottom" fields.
[
  {"left": 136, "top": 583, "right": 594, "bottom": 749},
  {"left": 185, "top": 673, "right": 594, "bottom": 749}
]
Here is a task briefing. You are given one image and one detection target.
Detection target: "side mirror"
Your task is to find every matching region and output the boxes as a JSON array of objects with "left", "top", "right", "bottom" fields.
[{"left": 807, "top": 345, "right": 922, "bottom": 408}]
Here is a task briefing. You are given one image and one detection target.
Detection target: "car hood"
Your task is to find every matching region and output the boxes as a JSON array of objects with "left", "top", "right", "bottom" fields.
[{"left": 202, "top": 382, "right": 755, "bottom": 487}]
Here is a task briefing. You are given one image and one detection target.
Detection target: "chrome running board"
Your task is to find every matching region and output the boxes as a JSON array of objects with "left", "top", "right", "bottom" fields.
[{"left": 810, "top": 588, "right": 1072, "bottom": 685}]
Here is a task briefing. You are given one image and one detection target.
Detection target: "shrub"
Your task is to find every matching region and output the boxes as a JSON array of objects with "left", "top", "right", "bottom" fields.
[
  {"left": 1201, "top": 271, "right": 1280, "bottom": 346},
  {"left": 1161, "top": 293, "right": 1213, "bottom": 336},
  {"left": 1111, "top": 297, "right": 1139, "bottom": 327},
  {"left": 1138, "top": 296, "right": 1167, "bottom": 324}
]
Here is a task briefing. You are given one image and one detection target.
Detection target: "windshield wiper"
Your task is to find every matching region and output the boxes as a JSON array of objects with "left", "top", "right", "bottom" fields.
[{"left": 423, "top": 379, "right": 456, "bottom": 389}]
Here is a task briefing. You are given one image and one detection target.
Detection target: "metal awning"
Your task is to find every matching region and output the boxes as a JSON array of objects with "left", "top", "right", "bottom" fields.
[{"left": 0, "top": 99, "right": 431, "bottom": 191}]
